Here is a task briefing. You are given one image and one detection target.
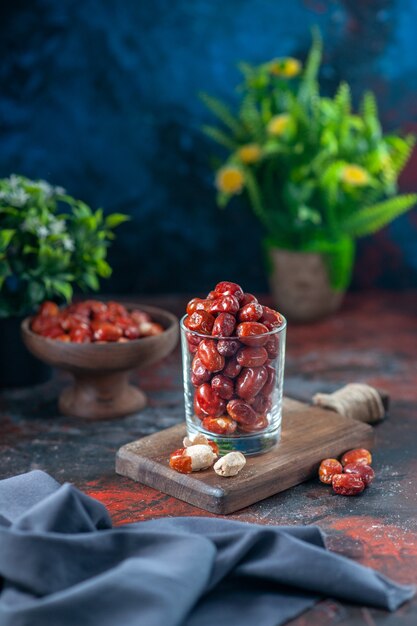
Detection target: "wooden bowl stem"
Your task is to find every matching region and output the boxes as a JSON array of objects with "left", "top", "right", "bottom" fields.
[{"left": 59, "top": 370, "right": 146, "bottom": 420}]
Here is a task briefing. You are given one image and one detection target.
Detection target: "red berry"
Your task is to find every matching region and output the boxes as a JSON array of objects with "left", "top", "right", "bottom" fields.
[
  {"left": 202, "top": 416, "right": 237, "bottom": 435},
  {"left": 341, "top": 448, "right": 372, "bottom": 467},
  {"left": 332, "top": 473, "right": 365, "bottom": 496},
  {"left": 214, "top": 281, "right": 244, "bottom": 302},
  {"left": 318, "top": 458, "right": 343, "bottom": 484},
  {"left": 344, "top": 463, "right": 375, "bottom": 487}
]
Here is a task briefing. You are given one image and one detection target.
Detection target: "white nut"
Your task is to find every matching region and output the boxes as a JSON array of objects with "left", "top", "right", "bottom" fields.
[
  {"left": 214, "top": 452, "right": 246, "bottom": 477},
  {"left": 183, "top": 433, "right": 211, "bottom": 448},
  {"left": 185, "top": 444, "right": 217, "bottom": 471}
]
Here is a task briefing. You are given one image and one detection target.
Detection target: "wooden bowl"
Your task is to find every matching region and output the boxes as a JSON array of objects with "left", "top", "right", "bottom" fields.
[{"left": 21, "top": 304, "right": 179, "bottom": 420}]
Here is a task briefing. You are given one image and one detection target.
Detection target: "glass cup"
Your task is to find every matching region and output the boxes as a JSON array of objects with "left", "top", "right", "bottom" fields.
[{"left": 180, "top": 316, "right": 286, "bottom": 455}]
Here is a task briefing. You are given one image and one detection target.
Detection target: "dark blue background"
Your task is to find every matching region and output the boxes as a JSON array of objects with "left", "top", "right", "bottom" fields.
[{"left": 1, "top": 0, "right": 417, "bottom": 295}]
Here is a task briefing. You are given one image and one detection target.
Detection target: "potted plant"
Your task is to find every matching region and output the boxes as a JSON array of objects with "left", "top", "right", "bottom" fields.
[
  {"left": 201, "top": 32, "right": 416, "bottom": 321},
  {"left": 0, "top": 174, "right": 128, "bottom": 386}
]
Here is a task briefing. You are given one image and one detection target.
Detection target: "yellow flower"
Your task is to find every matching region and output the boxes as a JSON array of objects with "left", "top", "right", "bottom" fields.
[
  {"left": 215, "top": 166, "right": 245, "bottom": 194},
  {"left": 267, "top": 114, "right": 291, "bottom": 137},
  {"left": 341, "top": 164, "right": 370, "bottom": 186},
  {"left": 269, "top": 57, "right": 301, "bottom": 78},
  {"left": 237, "top": 143, "right": 262, "bottom": 164}
]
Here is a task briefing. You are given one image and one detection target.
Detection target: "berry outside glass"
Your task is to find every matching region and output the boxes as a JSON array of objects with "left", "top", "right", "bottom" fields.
[{"left": 180, "top": 316, "right": 286, "bottom": 455}]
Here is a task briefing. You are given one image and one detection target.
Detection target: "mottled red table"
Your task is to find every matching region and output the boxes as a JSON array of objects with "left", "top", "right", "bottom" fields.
[{"left": 1, "top": 291, "right": 417, "bottom": 625}]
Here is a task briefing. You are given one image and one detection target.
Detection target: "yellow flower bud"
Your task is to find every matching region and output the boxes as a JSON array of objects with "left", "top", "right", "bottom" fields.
[
  {"left": 237, "top": 143, "right": 262, "bottom": 164},
  {"left": 269, "top": 57, "right": 301, "bottom": 78},
  {"left": 267, "top": 114, "right": 291, "bottom": 137},
  {"left": 215, "top": 166, "right": 245, "bottom": 194},
  {"left": 341, "top": 164, "right": 370, "bottom": 186}
]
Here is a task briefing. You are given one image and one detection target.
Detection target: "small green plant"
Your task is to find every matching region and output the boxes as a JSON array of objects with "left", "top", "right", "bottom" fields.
[
  {"left": 0, "top": 174, "right": 129, "bottom": 317},
  {"left": 202, "top": 31, "right": 416, "bottom": 290}
]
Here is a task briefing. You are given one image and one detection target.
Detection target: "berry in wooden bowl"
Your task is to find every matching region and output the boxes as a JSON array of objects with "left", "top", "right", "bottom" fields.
[{"left": 21, "top": 300, "right": 178, "bottom": 420}]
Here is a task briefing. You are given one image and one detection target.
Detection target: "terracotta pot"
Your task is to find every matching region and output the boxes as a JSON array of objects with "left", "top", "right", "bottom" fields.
[{"left": 268, "top": 248, "right": 344, "bottom": 322}]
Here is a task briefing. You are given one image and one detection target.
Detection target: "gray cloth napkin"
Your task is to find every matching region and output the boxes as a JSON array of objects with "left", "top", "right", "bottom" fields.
[{"left": 0, "top": 470, "right": 414, "bottom": 626}]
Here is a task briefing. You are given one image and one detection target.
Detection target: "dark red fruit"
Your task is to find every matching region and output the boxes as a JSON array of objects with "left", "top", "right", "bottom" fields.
[
  {"left": 191, "top": 355, "right": 211, "bottom": 387},
  {"left": 91, "top": 322, "right": 122, "bottom": 342},
  {"left": 202, "top": 416, "right": 237, "bottom": 435},
  {"left": 214, "top": 281, "right": 244, "bottom": 302},
  {"left": 209, "top": 295, "right": 240, "bottom": 315},
  {"left": 69, "top": 326, "right": 92, "bottom": 343},
  {"left": 318, "top": 459, "right": 343, "bottom": 485},
  {"left": 226, "top": 399, "right": 257, "bottom": 425},
  {"left": 186, "top": 298, "right": 210, "bottom": 315},
  {"left": 38, "top": 301, "right": 59, "bottom": 317},
  {"left": 236, "top": 366, "right": 268, "bottom": 401},
  {"left": 195, "top": 383, "right": 226, "bottom": 417},
  {"left": 222, "top": 356, "right": 242, "bottom": 379},
  {"left": 211, "top": 374, "right": 234, "bottom": 400},
  {"left": 249, "top": 394, "right": 272, "bottom": 414},
  {"left": 344, "top": 463, "right": 375, "bottom": 487},
  {"left": 236, "top": 346, "right": 268, "bottom": 368},
  {"left": 169, "top": 448, "right": 192, "bottom": 474},
  {"left": 264, "top": 335, "right": 279, "bottom": 358},
  {"left": 261, "top": 365, "right": 276, "bottom": 398},
  {"left": 341, "top": 448, "right": 372, "bottom": 467},
  {"left": 185, "top": 310, "right": 215, "bottom": 335},
  {"left": 236, "top": 322, "right": 269, "bottom": 347},
  {"left": 238, "top": 302, "right": 263, "bottom": 323},
  {"left": 212, "top": 312, "right": 236, "bottom": 337},
  {"left": 197, "top": 339, "right": 225, "bottom": 372},
  {"left": 260, "top": 306, "right": 283, "bottom": 330},
  {"left": 240, "top": 293, "right": 258, "bottom": 306},
  {"left": 332, "top": 473, "right": 365, "bottom": 496},
  {"left": 238, "top": 414, "right": 268, "bottom": 433},
  {"left": 217, "top": 339, "right": 240, "bottom": 357}
]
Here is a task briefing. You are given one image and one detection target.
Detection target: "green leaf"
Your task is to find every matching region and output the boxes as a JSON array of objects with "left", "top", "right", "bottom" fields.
[
  {"left": 243, "top": 167, "right": 271, "bottom": 231},
  {"left": 27, "top": 281, "right": 46, "bottom": 307},
  {"left": 298, "top": 26, "right": 322, "bottom": 104},
  {"left": 105, "top": 213, "right": 130, "bottom": 228},
  {"left": 82, "top": 272, "right": 100, "bottom": 291},
  {"left": 341, "top": 194, "right": 417, "bottom": 237},
  {"left": 0, "top": 260, "right": 11, "bottom": 289},
  {"left": 302, "top": 235, "right": 355, "bottom": 291},
  {"left": 361, "top": 91, "right": 377, "bottom": 121},
  {"left": 319, "top": 161, "right": 346, "bottom": 208},
  {"left": 0, "top": 259, "right": 10, "bottom": 276},
  {"left": 360, "top": 91, "right": 381, "bottom": 139},
  {"left": 334, "top": 82, "right": 351, "bottom": 118},
  {"left": 202, "top": 126, "right": 236, "bottom": 150},
  {"left": 386, "top": 135, "right": 415, "bottom": 175},
  {"left": 23, "top": 245, "right": 38, "bottom": 254},
  {"left": 0, "top": 229, "right": 15, "bottom": 251},
  {"left": 239, "top": 94, "right": 263, "bottom": 140},
  {"left": 200, "top": 92, "right": 244, "bottom": 137},
  {"left": 326, "top": 236, "right": 355, "bottom": 291},
  {"left": 237, "top": 62, "right": 255, "bottom": 80},
  {"left": 96, "top": 259, "right": 112, "bottom": 277},
  {"left": 0, "top": 206, "right": 19, "bottom": 217},
  {"left": 217, "top": 191, "right": 232, "bottom": 208},
  {"left": 50, "top": 280, "right": 73, "bottom": 301}
]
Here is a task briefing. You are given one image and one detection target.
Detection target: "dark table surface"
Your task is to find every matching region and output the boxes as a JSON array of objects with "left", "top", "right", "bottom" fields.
[{"left": 1, "top": 290, "right": 417, "bottom": 625}]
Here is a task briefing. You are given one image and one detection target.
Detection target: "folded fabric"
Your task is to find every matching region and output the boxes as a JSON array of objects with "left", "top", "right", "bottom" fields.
[{"left": 0, "top": 471, "right": 414, "bottom": 626}]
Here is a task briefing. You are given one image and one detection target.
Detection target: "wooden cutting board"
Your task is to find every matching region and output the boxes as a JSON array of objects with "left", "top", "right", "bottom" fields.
[{"left": 115, "top": 397, "right": 375, "bottom": 514}]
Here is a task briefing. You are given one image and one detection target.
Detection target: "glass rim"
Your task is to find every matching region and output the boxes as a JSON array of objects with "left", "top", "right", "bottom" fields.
[{"left": 180, "top": 313, "right": 287, "bottom": 340}]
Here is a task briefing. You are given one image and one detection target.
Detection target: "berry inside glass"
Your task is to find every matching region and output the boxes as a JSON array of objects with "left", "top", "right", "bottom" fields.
[{"left": 181, "top": 282, "right": 286, "bottom": 455}]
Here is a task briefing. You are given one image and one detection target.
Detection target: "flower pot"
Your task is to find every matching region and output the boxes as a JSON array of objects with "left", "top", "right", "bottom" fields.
[
  {"left": 0, "top": 316, "right": 51, "bottom": 388},
  {"left": 268, "top": 248, "right": 345, "bottom": 322}
]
